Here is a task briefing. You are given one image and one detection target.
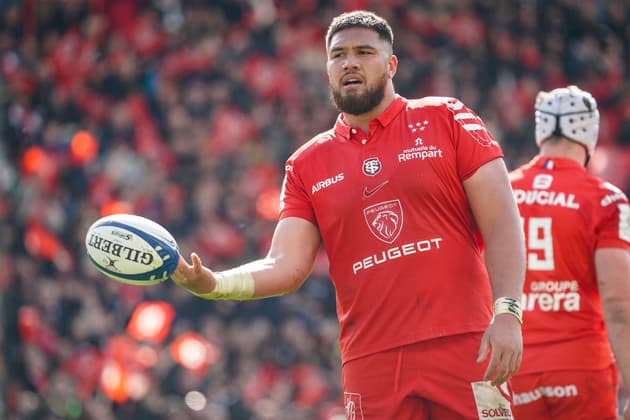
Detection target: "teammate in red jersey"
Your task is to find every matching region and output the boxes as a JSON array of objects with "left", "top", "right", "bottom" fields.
[
  {"left": 172, "top": 11, "right": 525, "bottom": 419},
  {"left": 509, "top": 85, "right": 630, "bottom": 420}
]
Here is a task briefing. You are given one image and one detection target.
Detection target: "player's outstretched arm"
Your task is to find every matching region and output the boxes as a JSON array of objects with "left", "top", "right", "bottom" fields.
[
  {"left": 463, "top": 158, "right": 526, "bottom": 385},
  {"left": 172, "top": 217, "right": 321, "bottom": 300},
  {"left": 596, "top": 248, "right": 630, "bottom": 420}
]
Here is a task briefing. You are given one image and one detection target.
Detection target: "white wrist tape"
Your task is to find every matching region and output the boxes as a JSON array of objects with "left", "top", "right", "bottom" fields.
[
  {"left": 192, "top": 268, "right": 255, "bottom": 300},
  {"left": 493, "top": 297, "right": 523, "bottom": 324}
]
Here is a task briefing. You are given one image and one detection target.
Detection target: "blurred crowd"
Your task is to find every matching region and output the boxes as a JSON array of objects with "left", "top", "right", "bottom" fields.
[{"left": 1, "top": 0, "right": 630, "bottom": 419}]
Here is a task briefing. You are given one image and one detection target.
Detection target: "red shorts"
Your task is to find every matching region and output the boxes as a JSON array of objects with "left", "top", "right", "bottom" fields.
[
  {"left": 341, "top": 332, "right": 515, "bottom": 419},
  {"left": 510, "top": 364, "right": 618, "bottom": 420}
]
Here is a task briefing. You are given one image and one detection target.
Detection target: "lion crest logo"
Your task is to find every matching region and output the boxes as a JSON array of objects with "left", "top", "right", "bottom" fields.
[{"left": 363, "top": 200, "right": 403, "bottom": 244}]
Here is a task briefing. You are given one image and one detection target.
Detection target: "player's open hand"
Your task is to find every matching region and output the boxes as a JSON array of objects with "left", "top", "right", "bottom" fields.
[
  {"left": 477, "top": 314, "right": 523, "bottom": 386},
  {"left": 623, "top": 399, "right": 629, "bottom": 420},
  {"left": 171, "top": 252, "right": 217, "bottom": 295}
]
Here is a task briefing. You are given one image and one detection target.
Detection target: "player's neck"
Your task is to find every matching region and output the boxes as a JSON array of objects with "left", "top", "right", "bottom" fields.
[
  {"left": 539, "top": 140, "right": 588, "bottom": 166},
  {"left": 343, "top": 88, "right": 397, "bottom": 133}
]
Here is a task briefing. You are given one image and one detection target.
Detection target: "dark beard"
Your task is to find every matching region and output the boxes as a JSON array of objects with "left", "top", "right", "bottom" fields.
[{"left": 330, "top": 74, "right": 387, "bottom": 116}]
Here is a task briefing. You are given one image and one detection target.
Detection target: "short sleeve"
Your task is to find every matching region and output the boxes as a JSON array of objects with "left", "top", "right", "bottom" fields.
[
  {"left": 445, "top": 99, "right": 504, "bottom": 180},
  {"left": 278, "top": 159, "right": 317, "bottom": 225},
  {"left": 596, "top": 186, "right": 630, "bottom": 249}
]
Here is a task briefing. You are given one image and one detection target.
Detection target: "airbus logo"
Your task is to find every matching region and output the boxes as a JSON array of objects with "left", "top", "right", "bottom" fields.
[{"left": 311, "top": 173, "right": 344, "bottom": 194}]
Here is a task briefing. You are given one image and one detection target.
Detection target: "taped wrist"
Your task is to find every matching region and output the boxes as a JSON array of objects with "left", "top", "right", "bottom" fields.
[
  {"left": 192, "top": 268, "right": 255, "bottom": 300},
  {"left": 493, "top": 297, "right": 523, "bottom": 324}
]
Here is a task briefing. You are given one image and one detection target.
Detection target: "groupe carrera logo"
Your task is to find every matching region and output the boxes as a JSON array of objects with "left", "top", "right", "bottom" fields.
[
  {"left": 363, "top": 199, "right": 403, "bottom": 243},
  {"left": 362, "top": 157, "right": 382, "bottom": 176}
]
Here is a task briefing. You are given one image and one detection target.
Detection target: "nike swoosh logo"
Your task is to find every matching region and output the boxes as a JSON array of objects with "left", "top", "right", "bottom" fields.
[{"left": 362, "top": 180, "right": 389, "bottom": 199}]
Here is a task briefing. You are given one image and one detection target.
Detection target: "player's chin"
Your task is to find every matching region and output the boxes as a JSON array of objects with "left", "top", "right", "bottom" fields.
[{"left": 341, "top": 84, "right": 364, "bottom": 95}]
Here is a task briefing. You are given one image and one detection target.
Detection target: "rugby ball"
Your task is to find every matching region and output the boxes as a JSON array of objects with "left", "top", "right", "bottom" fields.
[{"left": 85, "top": 214, "right": 179, "bottom": 285}]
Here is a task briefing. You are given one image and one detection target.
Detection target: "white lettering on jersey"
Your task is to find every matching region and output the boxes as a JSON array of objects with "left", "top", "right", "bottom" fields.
[
  {"left": 532, "top": 174, "right": 553, "bottom": 189},
  {"left": 471, "top": 381, "right": 513, "bottom": 420},
  {"left": 513, "top": 189, "right": 580, "bottom": 209},
  {"left": 600, "top": 182, "right": 630, "bottom": 243},
  {"left": 522, "top": 292, "right": 580, "bottom": 312},
  {"left": 601, "top": 182, "right": 628, "bottom": 207},
  {"left": 311, "top": 173, "right": 344, "bottom": 194},
  {"left": 352, "top": 237, "right": 443, "bottom": 274},
  {"left": 398, "top": 146, "right": 444, "bottom": 162},
  {"left": 530, "top": 280, "right": 578, "bottom": 292},
  {"left": 513, "top": 385, "right": 578, "bottom": 405},
  {"left": 618, "top": 203, "right": 630, "bottom": 243},
  {"left": 601, "top": 192, "right": 626, "bottom": 207}
]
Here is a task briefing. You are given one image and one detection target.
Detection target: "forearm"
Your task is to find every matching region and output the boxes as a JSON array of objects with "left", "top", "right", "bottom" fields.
[
  {"left": 174, "top": 217, "right": 320, "bottom": 300},
  {"left": 186, "top": 253, "right": 313, "bottom": 301},
  {"left": 483, "top": 225, "right": 526, "bottom": 300},
  {"left": 596, "top": 248, "right": 630, "bottom": 398},
  {"left": 231, "top": 255, "right": 311, "bottom": 298},
  {"left": 603, "top": 302, "right": 630, "bottom": 398},
  {"left": 462, "top": 159, "right": 526, "bottom": 301}
]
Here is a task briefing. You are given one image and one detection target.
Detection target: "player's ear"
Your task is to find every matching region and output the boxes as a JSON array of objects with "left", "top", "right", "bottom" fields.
[{"left": 388, "top": 54, "right": 398, "bottom": 79}]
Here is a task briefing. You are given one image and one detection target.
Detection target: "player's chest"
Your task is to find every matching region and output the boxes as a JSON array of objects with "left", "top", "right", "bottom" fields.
[{"left": 308, "top": 127, "right": 454, "bottom": 214}]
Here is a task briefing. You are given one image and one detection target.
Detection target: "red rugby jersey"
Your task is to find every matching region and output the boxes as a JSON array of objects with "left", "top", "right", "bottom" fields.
[
  {"left": 279, "top": 96, "right": 504, "bottom": 363},
  {"left": 510, "top": 156, "right": 630, "bottom": 374}
]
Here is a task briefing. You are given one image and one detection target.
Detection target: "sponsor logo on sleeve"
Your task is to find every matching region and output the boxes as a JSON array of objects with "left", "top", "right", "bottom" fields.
[{"left": 601, "top": 191, "right": 626, "bottom": 207}]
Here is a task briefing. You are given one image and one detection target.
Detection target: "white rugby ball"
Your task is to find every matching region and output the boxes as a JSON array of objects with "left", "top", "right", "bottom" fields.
[{"left": 85, "top": 214, "right": 180, "bottom": 285}]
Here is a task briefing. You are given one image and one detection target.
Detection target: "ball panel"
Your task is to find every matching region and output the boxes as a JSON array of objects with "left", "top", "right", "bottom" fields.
[
  {"left": 86, "top": 224, "right": 164, "bottom": 275},
  {"left": 87, "top": 255, "right": 170, "bottom": 285},
  {"left": 97, "top": 214, "right": 178, "bottom": 250},
  {"left": 85, "top": 214, "right": 180, "bottom": 285}
]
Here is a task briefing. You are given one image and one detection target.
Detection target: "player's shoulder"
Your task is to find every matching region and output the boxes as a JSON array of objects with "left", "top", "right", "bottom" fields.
[
  {"left": 509, "top": 159, "right": 537, "bottom": 183},
  {"left": 561, "top": 170, "right": 628, "bottom": 207},
  {"left": 287, "top": 128, "right": 336, "bottom": 163},
  {"left": 595, "top": 178, "right": 629, "bottom": 207},
  {"left": 406, "top": 96, "right": 469, "bottom": 114}
]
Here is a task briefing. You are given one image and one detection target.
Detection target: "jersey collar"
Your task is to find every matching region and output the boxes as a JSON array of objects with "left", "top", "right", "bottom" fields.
[
  {"left": 334, "top": 95, "right": 406, "bottom": 140},
  {"left": 531, "top": 155, "right": 585, "bottom": 171}
]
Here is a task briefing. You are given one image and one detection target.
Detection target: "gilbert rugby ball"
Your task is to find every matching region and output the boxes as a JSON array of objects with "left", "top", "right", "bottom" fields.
[{"left": 85, "top": 214, "right": 179, "bottom": 285}]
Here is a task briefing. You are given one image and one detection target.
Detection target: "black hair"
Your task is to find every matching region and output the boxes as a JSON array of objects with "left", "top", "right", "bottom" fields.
[{"left": 326, "top": 10, "right": 394, "bottom": 51}]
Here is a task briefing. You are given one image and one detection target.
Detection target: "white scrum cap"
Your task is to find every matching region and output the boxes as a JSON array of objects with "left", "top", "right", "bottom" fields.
[{"left": 535, "top": 85, "right": 599, "bottom": 156}]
